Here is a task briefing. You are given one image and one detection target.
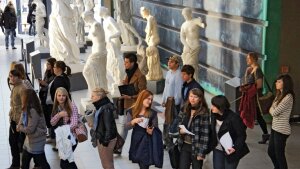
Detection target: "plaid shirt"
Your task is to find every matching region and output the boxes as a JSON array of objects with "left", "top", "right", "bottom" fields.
[
  {"left": 178, "top": 110, "right": 210, "bottom": 157},
  {"left": 50, "top": 101, "right": 79, "bottom": 132}
]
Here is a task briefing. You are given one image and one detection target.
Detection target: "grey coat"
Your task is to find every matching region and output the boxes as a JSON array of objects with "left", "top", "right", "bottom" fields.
[{"left": 19, "top": 108, "right": 47, "bottom": 154}]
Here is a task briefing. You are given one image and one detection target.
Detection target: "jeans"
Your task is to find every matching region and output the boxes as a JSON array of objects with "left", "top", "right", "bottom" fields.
[
  {"left": 21, "top": 150, "right": 50, "bottom": 169},
  {"left": 179, "top": 143, "right": 203, "bottom": 169},
  {"left": 5, "top": 28, "right": 15, "bottom": 48},
  {"left": 268, "top": 129, "right": 289, "bottom": 169},
  {"left": 119, "top": 113, "right": 128, "bottom": 143},
  {"left": 98, "top": 138, "right": 117, "bottom": 169},
  {"left": 213, "top": 149, "right": 239, "bottom": 169}
]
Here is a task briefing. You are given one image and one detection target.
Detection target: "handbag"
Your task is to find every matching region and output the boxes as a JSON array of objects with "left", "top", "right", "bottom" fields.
[
  {"left": 168, "top": 144, "right": 180, "bottom": 169},
  {"left": 254, "top": 70, "right": 275, "bottom": 114},
  {"left": 74, "top": 118, "right": 88, "bottom": 143},
  {"left": 114, "top": 133, "right": 125, "bottom": 151}
]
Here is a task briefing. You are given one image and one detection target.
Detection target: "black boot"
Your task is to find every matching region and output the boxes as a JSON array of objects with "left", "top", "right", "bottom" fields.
[{"left": 258, "top": 134, "right": 270, "bottom": 144}]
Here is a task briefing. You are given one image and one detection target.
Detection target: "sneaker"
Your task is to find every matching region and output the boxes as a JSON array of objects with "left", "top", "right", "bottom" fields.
[
  {"left": 7, "top": 166, "right": 20, "bottom": 169},
  {"left": 12, "top": 47, "right": 17, "bottom": 50}
]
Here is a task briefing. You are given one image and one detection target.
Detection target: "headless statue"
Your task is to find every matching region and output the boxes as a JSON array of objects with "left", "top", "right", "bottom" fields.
[
  {"left": 33, "top": 0, "right": 48, "bottom": 47},
  {"left": 82, "top": 11, "right": 108, "bottom": 96},
  {"left": 180, "top": 7, "right": 206, "bottom": 82}
]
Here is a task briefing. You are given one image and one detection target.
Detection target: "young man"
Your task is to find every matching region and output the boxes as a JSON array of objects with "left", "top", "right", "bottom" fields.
[
  {"left": 162, "top": 55, "right": 183, "bottom": 151},
  {"left": 116, "top": 53, "right": 147, "bottom": 154},
  {"left": 181, "top": 64, "right": 204, "bottom": 102}
]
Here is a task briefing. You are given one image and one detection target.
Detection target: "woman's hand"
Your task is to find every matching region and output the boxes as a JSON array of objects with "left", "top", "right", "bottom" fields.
[
  {"left": 179, "top": 128, "right": 185, "bottom": 134},
  {"left": 197, "top": 155, "right": 205, "bottom": 160},
  {"left": 146, "top": 126, "right": 154, "bottom": 135},
  {"left": 16, "top": 124, "right": 21, "bottom": 132},
  {"left": 131, "top": 117, "right": 143, "bottom": 126},
  {"left": 227, "top": 147, "right": 236, "bottom": 155},
  {"left": 58, "top": 111, "right": 68, "bottom": 118},
  {"left": 39, "top": 80, "right": 47, "bottom": 86}
]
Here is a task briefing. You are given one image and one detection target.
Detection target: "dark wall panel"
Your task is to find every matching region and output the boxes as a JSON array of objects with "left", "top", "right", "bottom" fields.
[{"left": 132, "top": 0, "right": 266, "bottom": 94}]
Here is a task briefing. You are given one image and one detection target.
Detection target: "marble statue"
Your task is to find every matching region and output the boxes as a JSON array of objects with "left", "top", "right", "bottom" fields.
[
  {"left": 82, "top": 11, "right": 108, "bottom": 96},
  {"left": 99, "top": 6, "right": 125, "bottom": 97},
  {"left": 84, "top": 0, "right": 95, "bottom": 12},
  {"left": 180, "top": 7, "right": 206, "bottom": 82},
  {"left": 115, "top": 0, "right": 142, "bottom": 47},
  {"left": 34, "top": 0, "right": 48, "bottom": 47},
  {"left": 49, "top": 0, "right": 80, "bottom": 63},
  {"left": 140, "top": 7, "right": 163, "bottom": 80},
  {"left": 73, "top": 0, "right": 85, "bottom": 45},
  {"left": 136, "top": 44, "right": 148, "bottom": 75}
]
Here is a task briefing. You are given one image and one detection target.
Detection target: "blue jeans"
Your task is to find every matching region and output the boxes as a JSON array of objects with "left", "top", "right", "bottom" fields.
[
  {"left": 268, "top": 129, "right": 289, "bottom": 169},
  {"left": 213, "top": 149, "right": 239, "bottom": 169},
  {"left": 5, "top": 28, "right": 15, "bottom": 48}
]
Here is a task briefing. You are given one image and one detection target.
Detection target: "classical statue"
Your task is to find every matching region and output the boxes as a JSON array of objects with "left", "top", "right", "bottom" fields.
[
  {"left": 140, "top": 6, "right": 163, "bottom": 80},
  {"left": 180, "top": 7, "right": 206, "bottom": 82},
  {"left": 73, "top": 0, "right": 85, "bottom": 45},
  {"left": 49, "top": 0, "right": 80, "bottom": 63},
  {"left": 115, "top": 0, "right": 142, "bottom": 47},
  {"left": 33, "top": 0, "right": 48, "bottom": 47},
  {"left": 82, "top": 11, "right": 108, "bottom": 96},
  {"left": 84, "top": 0, "right": 95, "bottom": 12},
  {"left": 99, "top": 6, "right": 125, "bottom": 97}
]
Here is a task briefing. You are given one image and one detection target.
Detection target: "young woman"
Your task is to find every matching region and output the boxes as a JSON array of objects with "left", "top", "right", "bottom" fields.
[
  {"left": 126, "top": 89, "right": 163, "bottom": 169},
  {"left": 210, "top": 95, "right": 249, "bottom": 169},
  {"left": 241, "top": 52, "right": 269, "bottom": 144},
  {"left": 90, "top": 88, "right": 118, "bottom": 169},
  {"left": 38, "top": 58, "right": 56, "bottom": 137},
  {"left": 268, "top": 74, "right": 294, "bottom": 169},
  {"left": 17, "top": 89, "right": 50, "bottom": 169},
  {"left": 177, "top": 88, "right": 210, "bottom": 169},
  {"left": 14, "top": 63, "right": 33, "bottom": 89},
  {"left": 50, "top": 87, "right": 78, "bottom": 169}
]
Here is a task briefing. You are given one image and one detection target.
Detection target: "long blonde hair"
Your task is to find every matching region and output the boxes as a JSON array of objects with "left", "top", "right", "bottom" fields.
[
  {"left": 131, "top": 90, "right": 153, "bottom": 119},
  {"left": 52, "top": 87, "right": 72, "bottom": 117}
]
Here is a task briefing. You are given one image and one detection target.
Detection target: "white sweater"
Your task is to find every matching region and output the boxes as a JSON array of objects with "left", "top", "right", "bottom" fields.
[{"left": 269, "top": 94, "right": 293, "bottom": 135}]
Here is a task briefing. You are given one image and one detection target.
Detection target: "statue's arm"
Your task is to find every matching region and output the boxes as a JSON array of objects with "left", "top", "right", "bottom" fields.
[
  {"left": 194, "top": 17, "right": 206, "bottom": 28},
  {"left": 180, "top": 26, "right": 188, "bottom": 47},
  {"left": 124, "top": 23, "right": 143, "bottom": 44},
  {"left": 107, "top": 17, "right": 121, "bottom": 41}
]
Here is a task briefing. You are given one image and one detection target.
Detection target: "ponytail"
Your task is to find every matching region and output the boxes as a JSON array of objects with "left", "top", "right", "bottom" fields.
[{"left": 65, "top": 66, "right": 71, "bottom": 76}]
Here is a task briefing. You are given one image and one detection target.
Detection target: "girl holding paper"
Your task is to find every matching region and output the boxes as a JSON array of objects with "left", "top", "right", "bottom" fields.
[
  {"left": 210, "top": 95, "right": 249, "bottom": 169},
  {"left": 177, "top": 88, "right": 210, "bottom": 169}
]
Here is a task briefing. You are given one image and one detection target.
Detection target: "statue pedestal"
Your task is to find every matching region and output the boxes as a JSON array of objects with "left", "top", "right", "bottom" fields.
[
  {"left": 225, "top": 77, "right": 242, "bottom": 113},
  {"left": 26, "top": 41, "right": 35, "bottom": 63},
  {"left": 121, "top": 45, "right": 137, "bottom": 53},
  {"left": 147, "top": 79, "right": 165, "bottom": 94},
  {"left": 30, "top": 47, "right": 50, "bottom": 80},
  {"left": 69, "top": 63, "right": 88, "bottom": 91}
]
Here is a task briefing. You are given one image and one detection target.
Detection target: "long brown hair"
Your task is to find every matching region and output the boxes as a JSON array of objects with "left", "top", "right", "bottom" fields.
[
  {"left": 274, "top": 74, "right": 295, "bottom": 105},
  {"left": 14, "top": 63, "right": 26, "bottom": 80},
  {"left": 131, "top": 90, "right": 153, "bottom": 119},
  {"left": 52, "top": 87, "right": 72, "bottom": 117},
  {"left": 183, "top": 88, "right": 208, "bottom": 117},
  {"left": 22, "top": 89, "right": 43, "bottom": 117}
]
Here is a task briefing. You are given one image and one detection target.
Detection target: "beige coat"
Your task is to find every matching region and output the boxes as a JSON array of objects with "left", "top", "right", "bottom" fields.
[{"left": 9, "top": 81, "right": 26, "bottom": 122}]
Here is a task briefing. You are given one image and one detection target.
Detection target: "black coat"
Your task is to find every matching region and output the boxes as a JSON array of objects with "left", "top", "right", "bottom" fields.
[
  {"left": 1, "top": 6, "right": 16, "bottom": 29},
  {"left": 210, "top": 109, "right": 249, "bottom": 162},
  {"left": 50, "top": 74, "right": 71, "bottom": 101},
  {"left": 129, "top": 110, "right": 164, "bottom": 168},
  {"left": 95, "top": 99, "right": 118, "bottom": 146},
  {"left": 181, "top": 79, "right": 204, "bottom": 102}
]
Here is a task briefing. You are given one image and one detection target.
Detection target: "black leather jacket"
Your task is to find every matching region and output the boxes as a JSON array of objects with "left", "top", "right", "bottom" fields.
[{"left": 94, "top": 97, "right": 117, "bottom": 146}]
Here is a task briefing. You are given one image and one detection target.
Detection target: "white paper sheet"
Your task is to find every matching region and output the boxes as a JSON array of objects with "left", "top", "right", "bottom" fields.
[
  {"left": 137, "top": 117, "right": 149, "bottom": 128},
  {"left": 219, "top": 132, "right": 233, "bottom": 154},
  {"left": 179, "top": 125, "right": 195, "bottom": 135}
]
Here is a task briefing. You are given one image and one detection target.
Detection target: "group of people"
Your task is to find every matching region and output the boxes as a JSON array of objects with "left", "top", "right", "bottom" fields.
[{"left": 6, "top": 51, "right": 294, "bottom": 169}]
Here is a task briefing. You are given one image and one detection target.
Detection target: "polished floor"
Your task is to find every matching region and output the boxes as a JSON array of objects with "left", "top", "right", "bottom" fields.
[{"left": 0, "top": 34, "right": 300, "bottom": 169}]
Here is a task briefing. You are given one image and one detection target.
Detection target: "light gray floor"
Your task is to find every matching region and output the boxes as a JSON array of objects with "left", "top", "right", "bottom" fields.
[{"left": 1, "top": 34, "right": 300, "bottom": 169}]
